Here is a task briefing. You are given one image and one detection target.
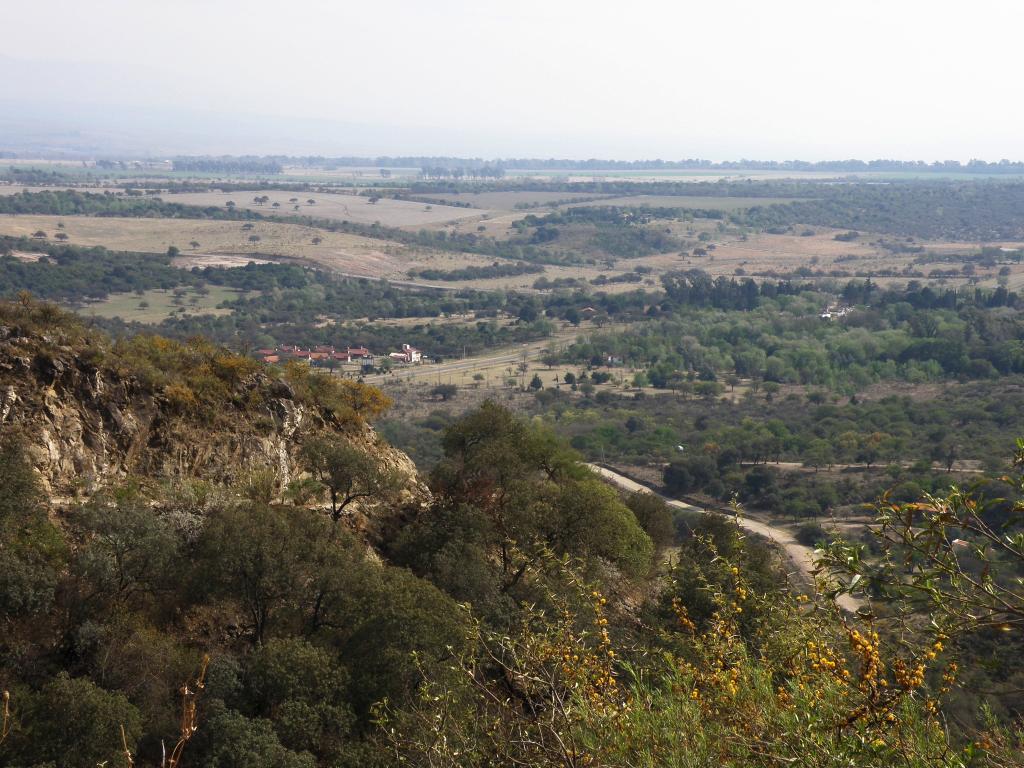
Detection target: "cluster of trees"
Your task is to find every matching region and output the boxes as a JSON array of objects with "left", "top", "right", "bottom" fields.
[
  {"left": 513, "top": 206, "right": 684, "bottom": 258},
  {"left": 419, "top": 165, "right": 505, "bottom": 179},
  {"left": 0, "top": 432, "right": 463, "bottom": 768},
  {"left": 528, "top": 369, "right": 1024, "bottom": 512},
  {"left": 171, "top": 156, "right": 284, "bottom": 174},
  {"left": 553, "top": 279, "right": 1024, "bottom": 390},
  {"left": 660, "top": 269, "right": 792, "bottom": 310},
  {"left": 1, "top": 238, "right": 200, "bottom": 301},
  {"left": 0, "top": 165, "right": 76, "bottom": 184},
  {"left": 735, "top": 182, "right": 1024, "bottom": 240},
  {"left": 408, "top": 261, "right": 543, "bottom": 281},
  {"left": 1, "top": 238, "right": 443, "bottom": 307},
  {"left": 264, "top": 156, "right": 507, "bottom": 173},
  {"left": 0, "top": 189, "right": 258, "bottom": 220}
]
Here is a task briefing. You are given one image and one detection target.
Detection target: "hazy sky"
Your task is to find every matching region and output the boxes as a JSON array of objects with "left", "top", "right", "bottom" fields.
[{"left": 3, "top": 0, "right": 1024, "bottom": 160}]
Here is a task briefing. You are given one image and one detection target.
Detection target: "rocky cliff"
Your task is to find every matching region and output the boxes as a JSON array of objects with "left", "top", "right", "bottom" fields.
[{"left": 0, "top": 304, "right": 426, "bottom": 532}]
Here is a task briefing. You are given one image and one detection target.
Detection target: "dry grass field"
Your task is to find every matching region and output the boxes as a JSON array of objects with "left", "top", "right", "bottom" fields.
[
  {"left": 0, "top": 184, "right": 122, "bottom": 196},
  {"left": 5, "top": 202, "right": 1021, "bottom": 294},
  {"left": 0, "top": 213, "right": 419, "bottom": 277},
  {"left": 621, "top": 225, "right": 1024, "bottom": 289},
  {"left": 410, "top": 190, "right": 613, "bottom": 209},
  {"left": 0, "top": 212, "right": 626, "bottom": 290},
  {"left": 80, "top": 285, "right": 250, "bottom": 323},
  {"left": 162, "top": 189, "right": 491, "bottom": 229},
  {"left": 279, "top": 165, "right": 422, "bottom": 180},
  {"left": 563, "top": 195, "right": 804, "bottom": 210}
]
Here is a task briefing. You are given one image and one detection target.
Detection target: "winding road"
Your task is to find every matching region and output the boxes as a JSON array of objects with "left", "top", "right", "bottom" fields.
[{"left": 588, "top": 464, "right": 862, "bottom": 613}]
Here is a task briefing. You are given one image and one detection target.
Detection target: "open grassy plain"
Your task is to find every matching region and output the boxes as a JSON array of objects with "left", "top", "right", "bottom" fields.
[
  {"left": 563, "top": 194, "right": 805, "bottom": 210},
  {"left": 409, "top": 190, "right": 613, "bottom": 209},
  {"left": 0, "top": 184, "right": 123, "bottom": 195},
  {"left": 0, "top": 213, "right": 418, "bottom": 277},
  {"left": 80, "top": 285, "right": 251, "bottom": 323},
  {"left": 163, "top": 189, "right": 491, "bottom": 228}
]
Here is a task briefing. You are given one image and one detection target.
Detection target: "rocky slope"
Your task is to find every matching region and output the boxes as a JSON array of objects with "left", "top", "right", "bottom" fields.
[{"left": 0, "top": 305, "right": 426, "bottom": 532}]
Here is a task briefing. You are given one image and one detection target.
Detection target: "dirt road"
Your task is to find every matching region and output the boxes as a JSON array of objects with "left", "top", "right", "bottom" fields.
[{"left": 588, "top": 464, "right": 863, "bottom": 613}]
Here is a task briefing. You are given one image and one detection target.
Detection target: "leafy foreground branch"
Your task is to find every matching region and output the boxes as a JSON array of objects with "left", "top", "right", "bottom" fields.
[
  {"left": 819, "top": 438, "right": 1024, "bottom": 638},
  {"left": 379, "top": 542, "right": 1020, "bottom": 767}
]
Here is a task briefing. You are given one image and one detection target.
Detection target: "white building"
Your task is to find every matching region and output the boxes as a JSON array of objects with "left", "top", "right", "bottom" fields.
[{"left": 389, "top": 344, "right": 423, "bottom": 363}]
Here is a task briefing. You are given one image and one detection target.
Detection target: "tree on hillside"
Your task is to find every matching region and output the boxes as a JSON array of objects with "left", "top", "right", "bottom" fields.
[
  {"left": 625, "top": 491, "right": 675, "bottom": 552},
  {"left": 414, "top": 401, "right": 653, "bottom": 597},
  {"left": 300, "top": 437, "right": 402, "bottom": 520}
]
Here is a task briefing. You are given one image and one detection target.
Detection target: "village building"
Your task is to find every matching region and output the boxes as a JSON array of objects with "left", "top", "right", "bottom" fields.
[
  {"left": 388, "top": 343, "right": 423, "bottom": 363},
  {"left": 256, "top": 343, "right": 375, "bottom": 365}
]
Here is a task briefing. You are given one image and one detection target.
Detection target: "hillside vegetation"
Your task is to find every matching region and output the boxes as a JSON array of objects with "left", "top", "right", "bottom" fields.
[{"left": 0, "top": 302, "right": 1022, "bottom": 766}]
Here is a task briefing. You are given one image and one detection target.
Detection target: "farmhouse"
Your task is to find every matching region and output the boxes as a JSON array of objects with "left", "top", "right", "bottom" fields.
[{"left": 388, "top": 343, "right": 423, "bottom": 363}]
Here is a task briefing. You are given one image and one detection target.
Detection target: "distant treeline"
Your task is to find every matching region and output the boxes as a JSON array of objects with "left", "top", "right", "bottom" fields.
[
  {"left": 0, "top": 239, "right": 198, "bottom": 301},
  {"left": 170, "top": 156, "right": 283, "bottom": 174},
  {"left": 190, "top": 155, "right": 1024, "bottom": 174},
  {"left": 0, "top": 166, "right": 83, "bottom": 185},
  {"left": 733, "top": 182, "right": 1024, "bottom": 241},
  {"left": 0, "top": 237, "right": 312, "bottom": 301},
  {"left": 0, "top": 189, "right": 258, "bottom": 220},
  {"left": 418, "top": 165, "right": 505, "bottom": 179},
  {"left": 409, "top": 261, "right": 544, "bottom": 281}
]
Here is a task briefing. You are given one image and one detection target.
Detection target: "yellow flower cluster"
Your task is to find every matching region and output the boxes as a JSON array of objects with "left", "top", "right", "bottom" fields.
[
  {"left": 893, "top": 658, "right": 926, "bottom": 691},
  {"left": 847, "top": 627, "right": 884, "bottom": 694},
  {"left": 671, "top": 597, "right": 697, "bottom": 633}
]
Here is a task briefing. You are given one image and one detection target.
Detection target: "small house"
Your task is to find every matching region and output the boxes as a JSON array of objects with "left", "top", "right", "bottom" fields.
[{"left": 389, "top": 344, "right": 423, "bottom": 363}]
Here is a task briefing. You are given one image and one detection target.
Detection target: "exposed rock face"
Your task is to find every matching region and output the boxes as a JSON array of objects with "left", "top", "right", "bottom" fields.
[{"left": 0, "top": 329, "right": 427, "bottom": 529}]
